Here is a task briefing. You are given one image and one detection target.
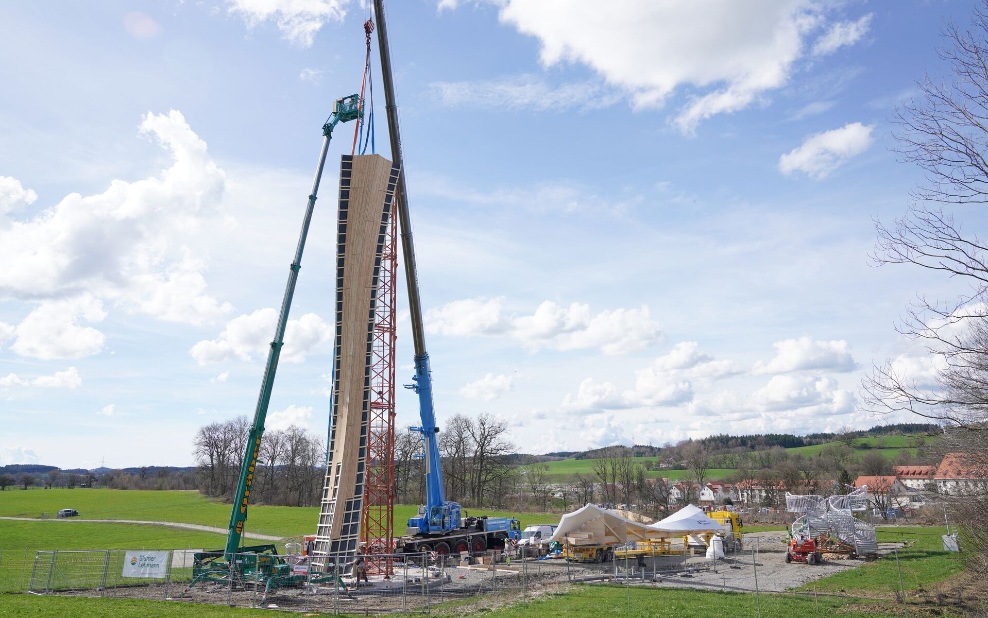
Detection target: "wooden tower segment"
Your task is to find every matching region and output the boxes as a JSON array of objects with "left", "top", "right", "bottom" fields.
[{"left": 312, "top": 154, "right": 398, "bottom": 570}]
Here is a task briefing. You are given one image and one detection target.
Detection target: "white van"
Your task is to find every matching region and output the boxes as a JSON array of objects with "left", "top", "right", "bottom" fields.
[{"left": 517, "top": 524, "right": 557, "bottom": 553}]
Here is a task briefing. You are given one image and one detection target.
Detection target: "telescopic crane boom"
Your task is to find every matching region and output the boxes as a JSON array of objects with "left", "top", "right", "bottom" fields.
[
  {"left": 373, "top": 0, "right": 459, "bottom": 535},
  {"left": 224, "top": 94, "right": 362, "bottom": 556}
]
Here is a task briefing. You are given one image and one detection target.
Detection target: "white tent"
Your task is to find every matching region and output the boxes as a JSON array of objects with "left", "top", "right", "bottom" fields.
[
  {"left": 649, "top": 505, "right": 728, "bottom": 534},
  {"left": 548, "top": 504, "right": 654, "bottom": 546}
]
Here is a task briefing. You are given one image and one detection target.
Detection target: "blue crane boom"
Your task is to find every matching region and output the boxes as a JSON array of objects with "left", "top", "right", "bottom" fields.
[{"left": 373, "top": 0, "right": 459, "bottom": 536}]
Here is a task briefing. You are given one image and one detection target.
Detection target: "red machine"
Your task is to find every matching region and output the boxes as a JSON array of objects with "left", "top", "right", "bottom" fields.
[{"left": 785, "top": 534, "right": 823, "bottom": 565}]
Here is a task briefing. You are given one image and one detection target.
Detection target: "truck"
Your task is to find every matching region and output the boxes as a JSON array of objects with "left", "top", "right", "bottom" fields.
[
  {"left": 373, "top": 0, "right": 519, "bottom": 559},
  {"left": 396, "top": 514, "right": 521, "bottom": 557}
]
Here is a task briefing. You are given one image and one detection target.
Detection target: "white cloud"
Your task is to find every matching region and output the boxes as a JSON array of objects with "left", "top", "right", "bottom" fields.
[
  {"left": 431, "top": 75, "right": 622, "bottom": 112},
  {"left": 426, "top": 297, "right": 507, "bottom": 336},
  {"left": 812, "top": 14, "right": 872, "bottom": 56},
  {"left": 779, "top": 122, "right": 874, "bottom": 179},
  {"left": 211, "top": 371, "right": 230, "bottom": 383},
  {"left": 227, "top": 0, "right": 348, "bottom": 47},
  {"left": 0, "top": 447, "right": 40, "bottom": 466},
  {"left": 0, "top": 321, "right": 13, "bottom": 349},
  {"left": 97, "top": 404, "right": 116, "bottom": 416},
  {"left": 753, "top": 336, "right": 856, "bottom": 374},
  {"left": 267, "top": 404, "right": 314, "bottom": 431},
  {"left": 123, "top": 12, "right": 162, "bottom": 39},
  {"left": 190, "top": 309, "right": 330, "bottom": 365},
  {"left": 579, "top": 413, "right": 630, "bottom": 449},
  {"left": 11, "top": 296, "right": 107, "bottom": 360},
  {"left": 427, "top": 298, "right": 661, "bottom": 355},
  {"left": 752, "top": 374, "right": 853, "bottom": 412},
  {"left": 0, "top": 176, "right": 37, "bottom": 217},
  {"left": 33, "top": 367, "right": 83, "bottom": 389},
  {"left": 562, "top": 378, "right": 623, "bottom": 413},
  {"left": 491, "top": 1, "right": 859, "bottom": 132},
  {"left": 299, "top": 68, "right": 323, "bottom": 83},
  {"left": 513, "top": 301, "right": 661, "bottom": 355},
  {"left": 0, "top": 111, "right": 231, "bottom": 326},
  {"left": 460, "top": 373, "right": 514, "bottom": 401}
]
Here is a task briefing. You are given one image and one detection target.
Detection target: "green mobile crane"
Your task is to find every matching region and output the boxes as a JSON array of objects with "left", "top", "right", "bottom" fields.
[{"left": 186, "top": 94, "right": 361, "bottom": 598}]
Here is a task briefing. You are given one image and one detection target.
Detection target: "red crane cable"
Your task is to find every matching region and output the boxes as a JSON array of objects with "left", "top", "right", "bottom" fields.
[{"left": 352, "top": 18, "right": 375, "bottom": 155}]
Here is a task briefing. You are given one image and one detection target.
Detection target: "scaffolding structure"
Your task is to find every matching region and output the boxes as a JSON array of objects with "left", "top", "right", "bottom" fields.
[
  {"left": 360, "top": 194, "right": 397, "bottom": 575},
  {"left": 786, "top": 487, "right": 878, "bottom": 556}
]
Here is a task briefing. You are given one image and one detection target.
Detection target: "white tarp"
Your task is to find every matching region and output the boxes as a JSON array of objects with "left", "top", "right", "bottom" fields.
[
  {"left": 649, "top": 505, "right": 729, "bottom": 534},
  {"left": 548, "top": 504, "right": 653, "bottom": 546},
  {"left": 122, "top": 551, "right": 169, "bottom": 578}
]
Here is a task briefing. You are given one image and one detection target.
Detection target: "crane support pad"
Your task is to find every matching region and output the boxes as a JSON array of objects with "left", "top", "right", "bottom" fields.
[{"left": 312, "top": 155, "right": 399, "bottom": 572}]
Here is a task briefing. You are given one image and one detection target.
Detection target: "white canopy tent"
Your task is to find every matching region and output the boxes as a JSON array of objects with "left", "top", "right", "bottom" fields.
[
  {"left": 649, "top": 505, "right": 729, "bottom": 534},
  {"left": 548, "top": 504, "right": 654, "bottom": 546}
]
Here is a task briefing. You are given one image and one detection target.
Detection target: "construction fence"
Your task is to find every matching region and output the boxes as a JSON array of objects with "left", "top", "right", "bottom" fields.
[{"left": 0, "top": 539, "right": 900, "bottom": 614}]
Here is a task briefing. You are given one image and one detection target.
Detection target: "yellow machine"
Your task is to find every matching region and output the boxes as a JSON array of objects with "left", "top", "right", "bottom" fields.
[{"left": 705, "top": 510, "right": 744, "bottom": 550}]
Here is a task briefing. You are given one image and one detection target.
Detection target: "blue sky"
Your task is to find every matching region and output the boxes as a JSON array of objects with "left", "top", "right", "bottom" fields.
[{"left": 1, "top": 0, "right": 982, "bottom": 468}]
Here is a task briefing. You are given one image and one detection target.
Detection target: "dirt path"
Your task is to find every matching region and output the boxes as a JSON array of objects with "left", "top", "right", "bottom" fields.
[{"left": 0, "top": 516, "right": 283, "bottom": 541}]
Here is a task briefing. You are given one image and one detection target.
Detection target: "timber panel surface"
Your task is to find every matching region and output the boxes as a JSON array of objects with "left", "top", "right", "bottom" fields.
[{"left": 313, "top": 154, "right": 398, "bottom": 569}]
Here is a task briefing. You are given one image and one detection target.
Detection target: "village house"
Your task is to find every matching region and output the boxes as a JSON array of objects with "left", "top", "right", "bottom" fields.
[
  {"left": 935, "top": 452, "right": 987, "bottom": 496},
  {"left": 893, "top": 465, "right": 936, "bottom": 491}
]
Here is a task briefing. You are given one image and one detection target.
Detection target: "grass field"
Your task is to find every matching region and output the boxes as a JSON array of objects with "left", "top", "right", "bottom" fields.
[
  {"left": 0, "top": 491, "right": 972, "bottom": 616},
  {"left": 0, "top": 489, "right": 564, "bottom": 546},
  {"left": 527, "top": 459, "right": 734, "bottom": 482}
]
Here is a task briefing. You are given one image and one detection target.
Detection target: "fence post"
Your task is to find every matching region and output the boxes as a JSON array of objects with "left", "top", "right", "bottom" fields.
[
  {"left": 45, "top": 550, "right": 57, "bottom": 593},
  {"left": 99, "top": 550, "right": 110, "bottom": 594}
]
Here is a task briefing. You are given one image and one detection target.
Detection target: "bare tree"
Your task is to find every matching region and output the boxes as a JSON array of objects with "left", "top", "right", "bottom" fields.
[
  {"left": 865, "top": 1, "right": 988, "bottom": 581},
  {"left": 571, "top": 473, "right": 596, "bottom": 506},
  {"left": 466, "top": 413, "right": 514, "bottom": 506},
  {"left": 0, "top": 474, "right": 13, "bottom": 491},
  {"left": 683, "top": 441, "right": 711, "bottom": 503},
  {"left": 394, "top": 429, "right": 423, "bottom": 504},
  {"left": 526, "top": 462, "right": 553, "bottom": 511}
]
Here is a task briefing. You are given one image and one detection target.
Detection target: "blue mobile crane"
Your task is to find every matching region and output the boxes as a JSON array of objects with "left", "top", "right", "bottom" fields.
[{"left": 373, "top": 0, "right": 520, "bottom": 557}]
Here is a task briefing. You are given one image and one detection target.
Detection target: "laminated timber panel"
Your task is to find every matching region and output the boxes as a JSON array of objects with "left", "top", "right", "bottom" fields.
[{"left": 312, "top": 154, "right": 399, "bottom": 569}]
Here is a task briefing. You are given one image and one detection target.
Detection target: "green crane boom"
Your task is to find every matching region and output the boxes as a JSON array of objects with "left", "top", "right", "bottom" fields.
[{"left": 224, "top": 94, "right": 362, "bottom": 557}]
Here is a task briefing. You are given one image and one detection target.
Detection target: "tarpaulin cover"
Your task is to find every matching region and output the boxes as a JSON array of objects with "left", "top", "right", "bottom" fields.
[
  {"left": 548, "top": 504, "right": 653, "bottom": 545},
  {"left": 649, "top": 504, "right": 729, "bottom": 534}
]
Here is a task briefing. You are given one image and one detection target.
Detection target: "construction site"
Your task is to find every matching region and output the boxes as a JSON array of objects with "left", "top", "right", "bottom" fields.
[{"left": 0, "top": 1, "right": 948, "bottom": 615}]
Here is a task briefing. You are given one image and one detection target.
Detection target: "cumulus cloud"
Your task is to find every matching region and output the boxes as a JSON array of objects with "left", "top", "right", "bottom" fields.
[
  {"left": 427, "top": 298, "right": 660, "bottom": 355},
  {"left": 779, "top": 122, "right": 874, "bottom": 179},
  {"left": 752, "top": 374, "right": 853, "bottom": 413},
  {"left": 481, "top": 1, "right": 865, "bottom": 132},
  {"left": 97, "top": 404, "right": 116, "bottom": 416},
  {"left": 812, "top": 14, "right": 872, "bottom": 56},
  {"left": 426, "top": 297, "right": 507, "bottom": 336},
  {"left": 227, "top": 0, "right": 348, "bottom": 47},
  {"left": 513, "top": 301, "right": 660, "bottom": 355},
  {"left": 0, "top": 321, "right": 13, "bottom": 349},
  {"left": 0, "top": 367, "right": 82, "bottom": 389},
  {"left": 299, "top": 68, "right": 323, "bottom": 83},
  {"left": 753, "top": 336, "right": 856, "bottom": 374},
  {"left": 0, "top": 447, "right": 40, "bottom": 466},
  {"left": 0, "top": 111, "right": 231, "bottom": 326},
  {"left": 562, "top": 378, "right": 624, "bottom": 413},
  {"left": 580, "top": 413, "right": 631, "bottom": 449},
  {"left": 190, "top": 309, "right": 331, "bottom": 365},
  {"left": 621, "top": 342, "right": 739, "bottom": 407},
  {"left": 431, "top": 74, "right": 622, "bottom": 112},
  {"left": 267, "top": 404, "right": 314, "bottom": 431},
  {"left": 11, "top": 295, "right": 107, "bottom": 360},
  {"left": 460, "top": 373, "right": 514, "bottom": 401},
  {"left": 123, "top": 12, "right": 162, "bottom": 39},
  {"left": 0, "top": 176, "right": 37, "bottom": 217}
]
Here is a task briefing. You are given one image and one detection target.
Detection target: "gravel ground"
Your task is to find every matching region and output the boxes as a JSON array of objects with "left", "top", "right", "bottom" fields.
[{"left": 54, "top": 532, "right": 904, "bottom": 612}]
